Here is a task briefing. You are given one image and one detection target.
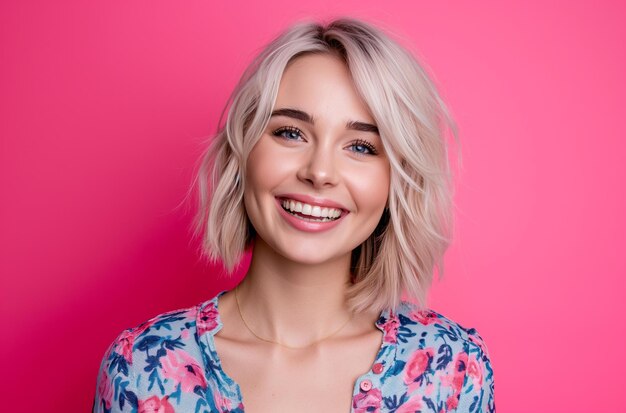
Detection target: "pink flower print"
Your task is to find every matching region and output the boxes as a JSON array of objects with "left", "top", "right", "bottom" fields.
[
  {"left": 115, "top": 319, "right": 157, "bottom": 363},
  {"left": 439, "top": 371, "right": 454, "bottom": 388},
  {"left": 404, "top": 348, "right": 434, "bottom": 385},
  {"left": 381, "top": 312, "right": 399, "bottom": 344},
  {"left": 161, "top": 349, "right": 208, "bottom": 393},
  {"left": 451, "top": 352, "right": 468, "bottom": 394},
  {"left": 352, "top": 388, "right": 382, "bottom": 413},
  {"left": 96, "top": 370, "right": 114, "bottom": 410},
  {"left": 132, "top": 318, "right": 157, "bottom": 339},
  {"left": 197, "top": 302, "right": 219, "bottom": 336},
  {"left": 116, "top": 330, "right": 135, "bottom": 363},
  {"left": 409, "top": 309, "right": 440, "bottom": 326},
  {"left": 395, "top": 397, "right": 422, "bottom": 413},
  {"left": 446, "top": 394, "right": 459, "bottom": 410},
  {"left": 467, "top": 354, "right": 483, "bottom": 386},
  {"left": 138, "top": 395, "right": 175, "bottom": 413}
]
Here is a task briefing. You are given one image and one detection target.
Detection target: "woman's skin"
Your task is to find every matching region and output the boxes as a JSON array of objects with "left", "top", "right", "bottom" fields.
[{"left": 215, "top": 52, "right": 391, "bottom": 413}]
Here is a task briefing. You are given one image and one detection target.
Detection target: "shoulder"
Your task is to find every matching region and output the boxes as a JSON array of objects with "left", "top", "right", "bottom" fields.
[
  {"left": 378, "top": 301, "right": 495, "bottom": 412},
  {"left": 106, "top": 302, "right": 203, "bottom": 366},
  {"left": 94, "top": 294, "right": 222, "bottom": 412},
  {"left": 391, "top": 301, "right": 490, "bottom": 357},
  {"left": 378, "top": 300, "right": 488, "bottom": 354}
]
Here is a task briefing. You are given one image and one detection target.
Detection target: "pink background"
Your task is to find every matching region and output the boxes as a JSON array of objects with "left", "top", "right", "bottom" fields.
[{"left": 1, "top": 1, "right": 625, "bottom": 412}]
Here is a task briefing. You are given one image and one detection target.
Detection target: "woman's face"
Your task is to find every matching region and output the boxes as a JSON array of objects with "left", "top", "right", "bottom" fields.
[{"left": 243, "top": 53, "right": 390, "bottom": 266}]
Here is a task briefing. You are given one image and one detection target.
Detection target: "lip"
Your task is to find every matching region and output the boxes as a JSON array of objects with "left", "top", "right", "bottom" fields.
[
  {"left": 275, "top": 193, "right": 349, "bottom": 212},
  {"left": 275, "top": 197, "right": 348, "bottom": 233}
]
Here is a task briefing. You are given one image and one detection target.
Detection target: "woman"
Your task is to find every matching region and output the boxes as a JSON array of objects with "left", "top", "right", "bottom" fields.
[{"left": 94, "top": 18, "right": 495, "bottom": 413}]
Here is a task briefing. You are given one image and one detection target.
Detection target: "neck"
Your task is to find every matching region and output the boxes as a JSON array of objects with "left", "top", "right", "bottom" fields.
[{"left": 235, "top": 237, "right": 355, "bottom": 347}]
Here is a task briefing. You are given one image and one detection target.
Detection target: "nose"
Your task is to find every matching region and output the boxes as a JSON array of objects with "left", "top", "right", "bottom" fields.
[{"left": 296, "top": 143, "right": 339, "bottom": 189}]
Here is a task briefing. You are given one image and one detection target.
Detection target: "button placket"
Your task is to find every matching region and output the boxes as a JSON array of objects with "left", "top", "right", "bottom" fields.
[
  {"left": 359, "top": 378, "right": 373, "bottom": 392},
  {"left": 372, "top": 362, "right": 384, "bottom": 374},
  {"left": 352, "top": 377, "right": 381, "bottom": 413}
]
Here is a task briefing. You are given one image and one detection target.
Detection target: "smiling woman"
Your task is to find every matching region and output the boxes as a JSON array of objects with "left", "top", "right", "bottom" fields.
[
  {"left": 94, "top": 18, "right": 495, "bottom": 413},
  {"left": 243, "top": 53, "right": 391, "bottom": 270}
]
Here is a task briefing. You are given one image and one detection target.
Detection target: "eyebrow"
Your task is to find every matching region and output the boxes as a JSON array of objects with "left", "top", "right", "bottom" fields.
[{"left": 270, "top": 108, "right": 379, "bottom": 134}]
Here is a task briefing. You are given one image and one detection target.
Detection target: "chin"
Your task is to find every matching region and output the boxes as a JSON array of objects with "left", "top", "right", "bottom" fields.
[{"left": 276, "top": 244, "right": 348, "bottom": 266}]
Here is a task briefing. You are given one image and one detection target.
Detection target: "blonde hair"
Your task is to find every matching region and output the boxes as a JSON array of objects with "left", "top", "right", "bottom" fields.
[{"left": 192, "top": 17, "right": 457, "bottom": 313}]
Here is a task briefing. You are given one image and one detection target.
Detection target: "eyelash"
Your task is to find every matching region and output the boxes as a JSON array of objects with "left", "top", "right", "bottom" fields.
[
  {"left": 351, "top": 139, "right": 379, "bottom": 156},
  {"left": 271, "top": 126, "right": 379, "bottom": 156}
]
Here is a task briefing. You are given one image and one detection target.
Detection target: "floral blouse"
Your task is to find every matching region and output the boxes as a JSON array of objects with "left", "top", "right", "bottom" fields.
[{"left": 94, "top": 290, "right": 495, "bottom": 413}]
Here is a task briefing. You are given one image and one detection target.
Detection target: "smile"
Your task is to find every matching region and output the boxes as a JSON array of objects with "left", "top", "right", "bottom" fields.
[{"left": 279, "top": 198, "right": 342, "bottom": 222}]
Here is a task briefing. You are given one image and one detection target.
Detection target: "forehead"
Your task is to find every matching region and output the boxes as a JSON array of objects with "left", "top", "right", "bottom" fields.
[{"left": 274, "top": 53, "right": 375, "bottom": 125}]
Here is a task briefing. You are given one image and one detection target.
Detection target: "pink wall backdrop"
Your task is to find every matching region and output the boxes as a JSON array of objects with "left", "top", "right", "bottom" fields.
[{"left": 1, "top": 1, "right": 625, "bottom": 411}]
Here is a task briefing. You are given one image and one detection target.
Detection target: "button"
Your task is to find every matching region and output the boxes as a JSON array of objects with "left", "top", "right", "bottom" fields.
[
  {"left": 359, "top": 379, "right": 373, "bottom": 392},
  {"left": 372, "top": 363, "right": 384, "bottom": 374}
]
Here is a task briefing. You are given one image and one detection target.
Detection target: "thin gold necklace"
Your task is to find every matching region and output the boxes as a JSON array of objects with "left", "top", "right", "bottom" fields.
[{"left": 234, "top": 284, "right": 354, "bottom": 350}]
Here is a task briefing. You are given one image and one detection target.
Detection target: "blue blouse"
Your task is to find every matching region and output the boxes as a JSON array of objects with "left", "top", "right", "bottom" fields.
[{"left": 94, "top": 290, "right": 495, "bottom": 412}]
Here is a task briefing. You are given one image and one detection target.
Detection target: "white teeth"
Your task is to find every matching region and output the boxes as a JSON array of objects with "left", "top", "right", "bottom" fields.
[{"left": 280, "top": 198, "right": 343, "bottom": 220}]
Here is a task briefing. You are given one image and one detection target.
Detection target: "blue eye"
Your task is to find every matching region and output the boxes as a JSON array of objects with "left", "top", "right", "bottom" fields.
[
  {"left": 272, "top": 126, "right": 304, "bottom": 141},
  {"left": 349, "top": 139, "right": 378, "bottom": 156}
]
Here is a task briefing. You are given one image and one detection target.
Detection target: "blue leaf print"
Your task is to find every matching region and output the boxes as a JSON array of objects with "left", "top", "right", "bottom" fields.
[
  {"left": 382, "top": 359, "right": 406, "bottom": 384},
  {"left": 398, "top": 313, "right": 417, "bottom": 326},
  {"left": 150, "top": 313, "right": 188, "bottom": 331},
  {"left": 163, "top": 337, "right": 185, "bottom": 350},
  {"left": 434, "top": 324, "right": 460, "bottom": 342},
  {"left": 436, "top": 344, "right": 452, "bottom": 370},
  {"left": 123, "top": 390, "right": 138, "bottom": 409},
  {"left": 469, "top": 394, "right": 479, "bottom": 412},
  {"left": 170, "top": 383, "right": 182, "bottom": 405},
  {"left": 109, "top": 353, "right": 129, "bottom": 377},
  {"left": 423, "top": 395, "right": 436, "bottom": 411},
  {"left": 135, "top": 335, "right": 162, "bottom": 352},
  {"left": 397, "top": 325, "right": 417, "bottom": 343},
  {"left": 147, "top": 368, "right": 165, "bottom": 394},
  {"left": 383, "top": 394, "right": 399, "bottom": 410},
  {"left": 194, "top": 398, "right": 208, "bottom": 413}
]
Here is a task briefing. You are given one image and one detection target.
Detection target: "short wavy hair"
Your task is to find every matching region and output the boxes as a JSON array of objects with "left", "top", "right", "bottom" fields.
[{"left": 192, "top": 17, "right": 457, "bottom": 313}]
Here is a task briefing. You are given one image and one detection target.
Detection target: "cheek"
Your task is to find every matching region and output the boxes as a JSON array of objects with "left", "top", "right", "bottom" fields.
[
  {"left": 245, "top": 138, "right": 276, "bottom": 194},
  {"left": 348, "top": 162, "right": 390, "bottom": 213},
  {"left": 243, "top": 137, "right": 294, "bottom": 208}
]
